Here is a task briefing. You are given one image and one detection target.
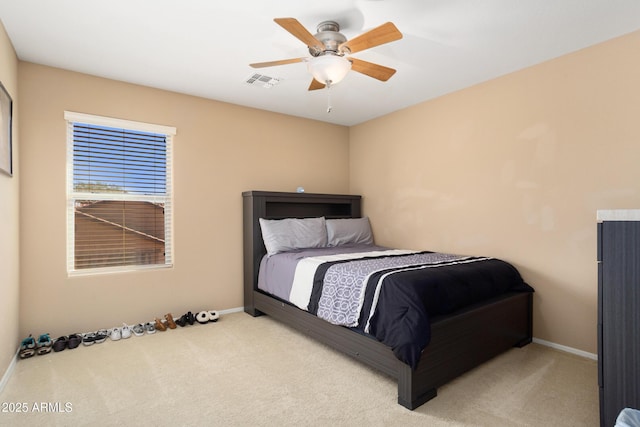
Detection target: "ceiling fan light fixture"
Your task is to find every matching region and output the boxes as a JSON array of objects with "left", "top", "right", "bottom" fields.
[{"left": 307, "top": 54, "right": 352, "bottom": 86}]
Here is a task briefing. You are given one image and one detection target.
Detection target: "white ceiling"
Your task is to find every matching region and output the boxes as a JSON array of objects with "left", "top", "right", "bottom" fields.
[{"left": 1, "top": 1, "right": 640, "bottom": 126}]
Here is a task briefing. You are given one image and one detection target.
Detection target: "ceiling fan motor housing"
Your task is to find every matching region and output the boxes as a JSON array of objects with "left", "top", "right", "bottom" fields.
[{"left": 310, "top": 21, "right": 348, "bottom": 56}]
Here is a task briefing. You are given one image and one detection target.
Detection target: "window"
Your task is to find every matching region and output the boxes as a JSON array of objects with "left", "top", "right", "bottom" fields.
[{"left": 65, "top": 112, "right": 175, "bottom": 274}]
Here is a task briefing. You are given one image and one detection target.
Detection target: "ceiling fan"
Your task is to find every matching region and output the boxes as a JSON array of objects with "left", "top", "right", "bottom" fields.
[{"left": 250, "top": 18, "right": 403, "bottom": 91}]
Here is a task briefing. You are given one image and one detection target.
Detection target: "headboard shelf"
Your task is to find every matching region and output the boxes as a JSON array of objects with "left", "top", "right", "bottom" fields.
[
  {"left": 242, "top": 190, "right": 362, "bottom": 316},
  {"left": 242, "top": 190, "right": 360, "bottom": 219}
]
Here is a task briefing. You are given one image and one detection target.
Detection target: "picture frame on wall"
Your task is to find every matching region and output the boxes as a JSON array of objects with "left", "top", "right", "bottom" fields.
[{"left": 0, "top": 81, "right": 13, "bottom": 177}]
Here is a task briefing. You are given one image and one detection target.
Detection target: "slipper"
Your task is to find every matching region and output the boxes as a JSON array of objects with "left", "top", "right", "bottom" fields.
[
  {"left": 196, "top": 311, "right": 209, "bottom": 324},
  {"left": 67, "top": 333, "right": 82, "bottom": 349},
  {"left": 208, "top": 311, "right": 220, "bottom": 323},
  {"left": 53, "top": 336, "right": 68, "bottom": 352}
]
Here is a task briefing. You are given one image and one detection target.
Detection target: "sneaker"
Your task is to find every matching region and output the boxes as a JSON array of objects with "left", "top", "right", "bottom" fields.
[
  {"left": 82, "top": 332, "right": 96, "bottom": 346},
  {"left": 144, "top": 322, "right": 156, "bottom": 334},
  {"left": 19, "top": 335, "right": 36, "bottom": 359},
  {"left": 109, "top": 327, "right": 122, "bottom": 341},
  {"left": 52, "top": 336, "right": 68, "bottom": 352},
  {"left": 36, "top": 333, "right": 53, "bottom": 355},
  {"left": 121, "top": 323, "right": 132, "bottom": 339},
  {"left": 132, "top": 323, "right": 145, "bottom": 337},
  {"left": 67, "top": 333, "right": 82, "bottom": 349},
  {"left": 94, "top": 330, "right": 108, "bottom": 344}
]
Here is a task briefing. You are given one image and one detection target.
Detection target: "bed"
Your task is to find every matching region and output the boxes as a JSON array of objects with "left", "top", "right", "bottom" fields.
[{"left": 242, "top": 190, "right": 533, "bottom": 410}]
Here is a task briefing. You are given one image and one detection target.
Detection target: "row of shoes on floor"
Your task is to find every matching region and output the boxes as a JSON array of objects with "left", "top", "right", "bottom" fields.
[{"left": 18, "top": 310, "right": 220, "bottom": 359}]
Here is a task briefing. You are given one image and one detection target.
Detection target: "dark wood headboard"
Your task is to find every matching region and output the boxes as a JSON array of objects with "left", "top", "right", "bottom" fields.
[{"left": 242, "top": 190, "right": 362, "bottom": 315}]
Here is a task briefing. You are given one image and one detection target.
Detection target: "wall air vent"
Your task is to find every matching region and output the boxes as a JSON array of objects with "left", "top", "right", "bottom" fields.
[{"left": 245, "top": 73, "right": 280, "bottom": 88}]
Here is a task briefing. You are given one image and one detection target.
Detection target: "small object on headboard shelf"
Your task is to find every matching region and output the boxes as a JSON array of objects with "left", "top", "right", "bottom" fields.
[{"left": 296, "top": 186, "right": 305, "bottom": 193}]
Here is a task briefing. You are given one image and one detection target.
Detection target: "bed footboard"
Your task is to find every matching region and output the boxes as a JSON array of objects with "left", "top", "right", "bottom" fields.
[
  {"left": 252, "top": 288, "right": 532, "bottom": 410},
  {"left": 398, "top": 291, "right": 533, "bottom": 409}
]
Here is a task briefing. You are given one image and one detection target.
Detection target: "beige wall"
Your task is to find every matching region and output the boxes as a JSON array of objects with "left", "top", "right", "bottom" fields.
[
  {"left": 0, "top": 21, "right": 19, "bottom": 378},
  {"left": 18, "top": 63, "right": 349, "bottom": 337},
  {"left": 12, "top": 27, "right": 640, "bottom": 360},
  {"left": 350, "top": 30, "right": 640, "bottom": 354}
]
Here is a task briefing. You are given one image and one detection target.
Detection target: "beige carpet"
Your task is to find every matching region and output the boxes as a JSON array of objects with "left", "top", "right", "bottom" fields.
[{"left": 0, "top": 312, "right": 598, "bottom": 426}]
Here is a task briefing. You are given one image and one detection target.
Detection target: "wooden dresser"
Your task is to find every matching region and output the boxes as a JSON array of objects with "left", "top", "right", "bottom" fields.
[{"left": 597, "top": 210, "right": 640, "bottom": 427}]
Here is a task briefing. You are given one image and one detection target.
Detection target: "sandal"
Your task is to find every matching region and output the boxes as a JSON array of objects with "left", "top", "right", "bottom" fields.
[
  {"left": 164, "top": 313, "right": 177, "bottom": 329},
  {"left": 132, "top": 324, "right": 145, "bottom": 336},
  {"left": 208, "top": 311, "right": 220, "bottom": 323},
  {"left": 67, "top": 333, "right": 82, "bottom": 349},
  {"left": 19, "top": 335, "right": 36, "bottom": 359},
  {"left": 52, "top": 336, "right": 68, "bottom": 352},
  {"left": 36, "top": 333, "right": 53, "bottom": 355},
  {"left": 154, "top": 318, "right": 167, "bottom": 331}
]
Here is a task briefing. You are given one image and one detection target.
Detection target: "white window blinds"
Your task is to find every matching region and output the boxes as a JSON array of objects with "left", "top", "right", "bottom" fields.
[{"left": 65, "top": 112, "right": 175, "bottom": 274}]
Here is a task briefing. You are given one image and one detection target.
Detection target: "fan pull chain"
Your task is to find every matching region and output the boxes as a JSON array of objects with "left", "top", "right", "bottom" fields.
[{"left": 326, "top": 83, "right": 333, "bottom": 113}]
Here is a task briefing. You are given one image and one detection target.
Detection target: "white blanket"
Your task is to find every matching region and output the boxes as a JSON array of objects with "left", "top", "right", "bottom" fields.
[{"left": 288, "top": 249, "right": 416, "bottom": 310}]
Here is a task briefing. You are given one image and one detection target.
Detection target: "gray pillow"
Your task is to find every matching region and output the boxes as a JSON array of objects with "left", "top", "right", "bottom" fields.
[
  {"left": 259, "top": 217, "right": 328, "bottom": 256},
  {"left": 326, "top": 217, "right": 374, "bottom": 246}
]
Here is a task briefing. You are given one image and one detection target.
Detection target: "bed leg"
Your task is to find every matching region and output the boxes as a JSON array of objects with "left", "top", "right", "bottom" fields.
[
  {"left": 398, "top": 388, "right": 437, "bottom": 410},
  {"left": 397, "top": 364, "right": 437, "bottom": 410},
  {"left": 244, "top": 306, "right": 263, "bottom": 317},
  {"left": 515, "top": 292, "right": 533, "bottom": 348}
]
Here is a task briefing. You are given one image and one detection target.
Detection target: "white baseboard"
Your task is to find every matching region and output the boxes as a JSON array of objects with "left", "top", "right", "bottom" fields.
[
  {"left": 0, "top": 350, "right": 18, "bottom": 394},
  {"left": 533, "top": 337, "right": 597, "bottom": 361},
  {"left": 220, "top": 307, "right": 244, "bottom": 315}
]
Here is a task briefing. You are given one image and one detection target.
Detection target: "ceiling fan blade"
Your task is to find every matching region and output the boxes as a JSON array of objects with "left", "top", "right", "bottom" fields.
[
  {"left": 250, "top": 58, "right": 306, "bottom": 68},
  {"left": 274, "top": 17, "right": 324, "bottom": 51},
  {"left": 339, "top": 22, "right": 402, "bottom": 54},
  {"left": 308, "top": 79, "right": 326, "bottom": 91},
  {"left": 349, "top": 57, "right": 396, "bottom": 81}
]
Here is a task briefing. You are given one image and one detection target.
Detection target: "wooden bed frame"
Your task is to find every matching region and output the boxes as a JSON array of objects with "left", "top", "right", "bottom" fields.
[{"left": 242, "top": 190, "right": 533, "bottom": 410}]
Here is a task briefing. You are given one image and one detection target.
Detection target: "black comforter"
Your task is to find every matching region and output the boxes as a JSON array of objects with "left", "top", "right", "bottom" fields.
[{"left": 306, "top": 252, "right": 533, "bottom": 369}]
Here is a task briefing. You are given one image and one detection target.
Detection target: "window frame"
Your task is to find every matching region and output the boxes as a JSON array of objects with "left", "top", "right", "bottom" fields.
[{"left": 65, "top": 111, "right": 176, "bottom": 276}]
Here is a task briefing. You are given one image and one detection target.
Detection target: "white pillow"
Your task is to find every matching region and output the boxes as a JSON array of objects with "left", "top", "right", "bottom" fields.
[
  {"left": 326, "top": 217, "right": 374, "bottom": 247},
  {"left": 259, "top": 217, "right": 328, "bottom": 256}
]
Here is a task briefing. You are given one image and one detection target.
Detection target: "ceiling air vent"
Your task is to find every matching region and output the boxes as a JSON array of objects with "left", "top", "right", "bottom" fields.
[{"left": 245, "top": 73, "right": 280, "bottom": 88}]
